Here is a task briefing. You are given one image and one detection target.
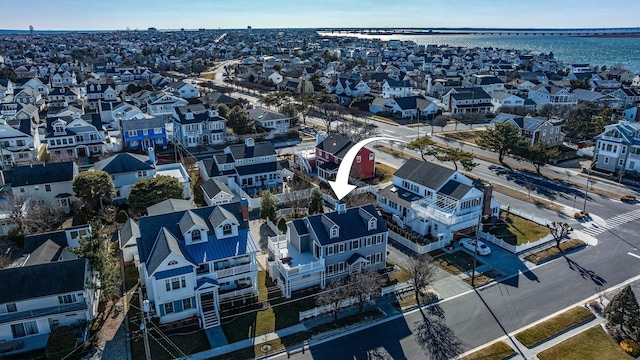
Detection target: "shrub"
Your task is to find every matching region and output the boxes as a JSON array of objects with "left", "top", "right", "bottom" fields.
[
  {"left": 588, "top": 300, "right": 601, "bottom": 311},
  {"left": 574, "top": 211, "right": 590, "bottom": 220},
  {"left": 621, "top": 195, "right": 637, "bottom": 203},
  {"left": 45, "top": 326, "right": 77, "bottom": 360},
  {"left": 277, "top": 217, "right": 288, "bottom": 234},
  {"left": 620, "top": 339, "right": 640, "bottom": 357}
]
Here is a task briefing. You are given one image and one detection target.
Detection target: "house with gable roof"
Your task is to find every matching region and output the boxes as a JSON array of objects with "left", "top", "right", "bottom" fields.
[
  {"left": 172, "top": 104, "right": 227, "bottom": 148},
  {"left": 267, "top": 204, "right": 388, "bottom": 298},
  {"left": 593, "top": 121, "right": 640, "bottom": 174},
  {"left": 382, "top": 79, "right": 413, "bottom": 98},
  {"left": 442, "top": 87, "right": 493, "bottom": 114},
  {"left": 0, "top": 259, "right": 98, "bottom": 356},
  {"left": 377, "top": 159, "right": 499, "bottom": 247},
  {"left": 246, "top": 108, "right": 291, "bottom": 136},
  {"left": 491, "top": 113, "right": 564, "bottom": 147},
  {"left": 9, "top": 161, "right": 78, "bottom": 212},
  {"left": 166, "top": 81, "right": 200, "bottom": 99},
  {"left": 43, "top": 114, "right": 106, "bottom": 160},
  {"left": 315, "top": 133, "right": 375, "bottom": 183},
  {"left": 130, "top": 203, "right": 260, "bottom": 327},
  {"left": 122, "top": 116, "right": 168, "bottom": 151},
  {"left": 528, "top": 84, "right": 577, "bottom": 109}
]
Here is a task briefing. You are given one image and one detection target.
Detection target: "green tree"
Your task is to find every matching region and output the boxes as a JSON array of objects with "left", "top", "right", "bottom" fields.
[
  {"left": 128, "top": 175, "right": 184, "bottom": 215},
  {"left": 309, "top": 188, "right": 324, "bottom": 215},
  {"left": 263, "top": 91, "right": 291, "bottom": 110},
  {"left": 227, "top": 105, "right": 255, "bottom": 135},
  {"left": 519, "top": 141, "right": 561, "bottom": 174},
  {"left": 570, "top": 78, "right": 591, "bottom": 90},
  {"left": 280, "top": 103, "right": 302, "bottom": 127},
  {"left": 407, "top": 136, "right": 438, "bottom": 161},
  {"left": 0, "top": 67, "right": 18, "bottom": 82},
  {"left": 73, "top": 171, "right": 115, "bottom": 213},
  {"left": 45, "top": 326, "right": 77, "bottom": 360},
  {"left": 476, "top": 123, "right": 526, "bottom": 163},
  {"left": 70, "top": 221, "right": 122, "bottom": 301},
  {"left": 215, "top": 104, "right": 230, "bottom": 119},
  {"left": 277, "top": 217, "right": 288, "bottom": 233},
  {"left": 604, "top": 285, "right": 640, "bottom": 337},
  {"left": 260, "top": 191, "right": 277, "bottom": 222},
  {"left": 437, "top": 148, "right": 478, "bottom": 171}
]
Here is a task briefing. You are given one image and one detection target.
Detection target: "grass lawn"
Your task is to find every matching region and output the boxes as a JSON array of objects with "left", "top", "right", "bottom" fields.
[
  {"left": 124, "top": 263, "right": 140, "bottom": 293},
  {"left": 443, "top": 130, "right": 484, "bottom": 145},
  {"left": 375, "top": 163, "right": 397, "bottom": 183},
  {"left": 386, "top": 260, "right": 412, "bottom": 285},
  {"left": 524, "top": 239, "right": 586, "bottom": 264},
  {"left": 461, "top": 341, "right": 516, "bottom": 360},
  {"left": 484, "top": 213, "right": 549, "bottom": 246},
  {"left": 211, "top": 332, "right": 309, "bottom": 360},
  {"left": 221, "top": 271, "right": 316, "bottom": 343},
  {"left": 128, "top": 292, "right": 210, "bottom": 360},
  {"left": 538, "top": 326, "right": 633, "bottom": 360},
  {"left": 515, "top": 307, "right": 595, "bottom": 348},
  {"left": 430, "top": 249, "right": 484, "bottom": 275}
]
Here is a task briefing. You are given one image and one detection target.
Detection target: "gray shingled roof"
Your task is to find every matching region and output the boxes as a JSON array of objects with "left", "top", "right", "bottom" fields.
[
  {"left": 393, "top": 158, "right": 454, "bottom": 191},
  {"left": 179, "top": 210, "right": 209, "bottom": 234},
  {"left": 94, "top": 153, "right": 154, "bottom": 174},
  {"left": 119, "top": 218, "right": 140, "bottom": 249},
  {"left": 11, "top": 162, "right": 75, "bottom": 187},
  {"left": 147, "top": 199, "right": 195, "bottom": 216},
  {"left": 208, "top": 206, "right": 238, "bottom": 229},
  {"left": 0, "top": 259, "right": 87, "bottom": 303},
  {"left": 146, "top": 227, "right": 194, "bottom": 274},
  {"left": 438, "top": 180, "right": 472, "bottom": 200}
]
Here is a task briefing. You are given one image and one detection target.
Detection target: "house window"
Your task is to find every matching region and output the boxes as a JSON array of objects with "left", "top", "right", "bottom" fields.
[
  {"left": 11, "top": 321, "right": 38, "bottom": 338},
  {"left": 168, "top": 260, "right": 178, "bottom": 266},
  {"left": 368, "top": 219, "right": 376, "bottom": 230},
  {"left": 619, "top": 159, "right": 624, "bottom": 166},
  {"left": 192, "top": 229, "right": 202, "bottom": 241},
  {"left": 137, "top": 170, "right": 147, "bottom": 177},
  {"left": 0, "top": 303, "right": 17, "bottom": 314},
  {"left": 154, "top": 127, "right": 163, "bottom": 134},
  {"left": 165, "top": 276, "right": 186, "bottom": 291},
  {"left": 604, "top": 157, "right": 609, "bottom": 164},
  {"left": 58, "top": 294, "right": 76, "bottom": 304},
  {"left": 366, "top": 237, "right": 372, "bottom": 246},
  {"left": 356, "top": 155, "right": 361, "bottom": 163},
  {"left": 331, "top": 228, "right": 338, "bottom": 238},
  {"left": 369, "top": 153, "right": 374, "bottom": 160},
  {"left": 19, "top": 187, "right": 24, "bottom": 193},
  {"left": 164, "top": 302, "right": 174, "bottom": 315},
  {"left": 326, "top": 246, "right": 334, "bottom": 256},
  {"left": 197, "top": 263, "right": 209, "bottom": 275},
  {"left": 182, "top": 298, "right": 193, "bottom": 310},
  {"left": 352, "top": 240, "right": 359, "bottom": 250},
  {"left": 45, "top": 184, "right": 51, "bottom": 192},
  {"left": 223, "top": 224, "right": 232, "bottom": 235},
  {"left": 127, "top": 130, "right": 137, "bottom": 137},
  {"left": 142, "top": 129, "right": 149, "bottom": 136},
  {"left": 338, "top": 243, "right": 345, "bottom": 253}
]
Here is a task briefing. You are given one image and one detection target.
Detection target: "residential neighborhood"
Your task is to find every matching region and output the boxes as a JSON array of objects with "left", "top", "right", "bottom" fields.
[{"left": 1, "top": 22, "right": 640, "bottom": 360}]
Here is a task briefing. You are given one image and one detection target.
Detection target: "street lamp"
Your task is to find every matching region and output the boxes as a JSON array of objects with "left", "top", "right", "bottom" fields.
[
  {"left": 583, "top": 161, "right": 595, "bottom": 213},
  {"left": 471, "top": 213, "right": 484, "bottom": 288}
]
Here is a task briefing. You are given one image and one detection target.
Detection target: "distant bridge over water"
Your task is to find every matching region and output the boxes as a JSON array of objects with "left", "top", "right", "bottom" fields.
[{"left": 320, "top": 27, "right": 640, "bottom": 37}]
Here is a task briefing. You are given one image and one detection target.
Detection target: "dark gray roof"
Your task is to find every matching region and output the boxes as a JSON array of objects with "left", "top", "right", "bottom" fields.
[
  {"left": 227, "top": 141, "right": 276, "bottom": 159},
  {"left": 201, "top": 178, "right": 232, "bottom": 199},
  {"left": 146, "top": 227, "right": 195, "bottom": 274},
  {"left": 23, "top": 239, "right": 64, "bottom": 266},
  {"left": 121, "top": 117, "right": 165, "bottom": 131},
  {"left": 11, "top": 162, "right": 75, "bottom": 187},
  {"left": 94, "top": 153, "right": 154, "bottom": 174},
  {"left": 0, "top": 258, "right": 87, "bottom": 303},
  {"left": 394, "top": 158, "right": 454, "bottom": 190},
  {"left": 450, "top": 87, "right": 491, "bottom": 100},
  {"left": 235, "top": 162, "right": 282, "bottom": 176},
  {"left": 179, "top": 210, "right": 209, "bottom": 234},
  {"left": 438, "top": 180, "right": 472, "bottom": 200},
  {"left": 306, "top": 205, "right": 387, "bottom": 246},
  {"left": 316, "top": 134, "right": 352, "bottom": 156},
  {"left": 119, "top": 218, "right": 140, "bottom": 248},
  {"left": 208, "top": 206, "right": 238, "bottom": 229},
  {"left": 146, "top": 199, "right": 195, "bottom": 216},
  {"left": 247, "top": 108, "right": 290, "bottom": 122}
]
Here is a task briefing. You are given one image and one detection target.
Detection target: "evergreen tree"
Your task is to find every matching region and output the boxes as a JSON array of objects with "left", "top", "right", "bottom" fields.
[
  {"left": 260, "top": 190, "right": 277, "bottom": 222},
  {"left": 604, "top": 285, "right": 640, "bottom": 336},
  {"left": 309, "top": 188, "right": 324, "bottom": 215},
  {"left": 476, "top": 123, "right": 526, "bottom": 163},
  {"left": 128, "top": 175, "right": 184, "bottom": 215}
]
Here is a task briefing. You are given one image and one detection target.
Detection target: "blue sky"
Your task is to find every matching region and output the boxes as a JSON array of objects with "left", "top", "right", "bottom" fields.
[{"left": 1, "top": 0, "right": 639, "bottom": 30}]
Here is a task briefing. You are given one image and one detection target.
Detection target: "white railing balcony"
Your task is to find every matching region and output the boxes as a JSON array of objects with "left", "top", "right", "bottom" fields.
[
  {"left": 599, "top": 135, "right": 624, "bottom": 143},
  {"left": 219, "top": 286, "right": 255, "bottom": 301},
  {"left": 284, "top": 258, "right": 325, "bottom": 277},
  {"left": 214, "top": 263, "right": 257, "bottom": 279},
  {"left": 628, "top": 152, "right": 640, "bottom": 160},
  {"left": 411, "top": 203, "right": 481, "bottom": 226}
]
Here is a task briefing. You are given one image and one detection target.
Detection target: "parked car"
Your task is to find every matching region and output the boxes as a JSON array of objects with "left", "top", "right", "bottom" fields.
[{"left": 459, "top": 238, "right": 491, "bottom": 256}]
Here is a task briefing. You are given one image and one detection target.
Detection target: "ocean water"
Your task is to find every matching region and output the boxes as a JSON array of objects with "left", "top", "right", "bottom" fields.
[{"left": 325, "top": 33, "right": 640, "bottom": 74}]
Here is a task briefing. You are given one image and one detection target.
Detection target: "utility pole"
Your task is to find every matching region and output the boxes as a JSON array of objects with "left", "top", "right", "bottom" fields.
[
  {"left": 471, "top": 213, "right": 482, "bottom": 287},
  {"left": 583, "top": 162, "right": 594, "bottom": 213},
  {"left": 138, "top": 287, "right": 152, "bottom": 360}
]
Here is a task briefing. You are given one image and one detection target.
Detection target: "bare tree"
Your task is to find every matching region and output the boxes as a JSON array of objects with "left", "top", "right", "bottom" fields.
[
  {"left": 281, "top": 177, "right": 312, "bottom": 216},
  {"left": 316, "top": 280, "right": 349, "bottom": 324},
  {"left": 347, "top": 272, "right": 384, "bottom": 316},
  {"left": 334, "top": 122, "right": 379, "bottom": 143},
  {"left": 547, "top": 222, "right": 571, "bottom": 251},
  {"left": 317, "top": 102, "right": 344, "bottom": 133},
  {"left": 23, "top": 201, "right": 66, "bottom": 235},
  {"left": 408, "top": 254, "right": 437, "bottom": 312},
  {"left": 98, "top": 205, "right": 118, "bottom": 225}
]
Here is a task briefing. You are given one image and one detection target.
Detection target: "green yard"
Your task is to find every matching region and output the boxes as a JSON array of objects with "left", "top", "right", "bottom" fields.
[
  {"left": 221, "top": 271, "right": 316, "bottom": 343},
  {"left": 484, "top": 213, "right": 549, "bottom": 246},
  {"left": 443, "top": 130, "right": 485, "bottom": 145},
  {"left": 461, "top": 341, "right": 516, "bottom": 360},
  {"left": 430, "top": 249, "right": 484, "bottom": 275},
  {"left": 538, "top": 326, "right": 633, "bottom": 360},
  {"left": 514, "top": 307, "right": 595, "bottom": 348}
]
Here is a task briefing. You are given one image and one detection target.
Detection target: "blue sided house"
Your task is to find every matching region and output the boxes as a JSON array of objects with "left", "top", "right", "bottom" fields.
[{"left": 121, "top": 117, "right": 167, "bottom": 151}]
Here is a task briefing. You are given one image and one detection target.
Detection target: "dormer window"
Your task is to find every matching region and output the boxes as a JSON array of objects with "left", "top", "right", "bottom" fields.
[
  {"left": 330, "top": 227, "right": 338, "bottom": 238},
  {"left": 368, "top": 218, "right": 377, "bottom": 230},
  {"left": 192, "top": 229, "right": 202, "bottom": 242},
  {"left": 223, "top": 224, "right": 232, "bottom": 236}
]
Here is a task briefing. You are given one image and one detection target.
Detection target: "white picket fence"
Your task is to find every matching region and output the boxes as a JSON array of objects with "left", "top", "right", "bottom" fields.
[
  {"left": 388, "top": 231, "right": 450, "bottom": 254},
  {"left": 479, "top": 231, "right": 555, "bottom": 254},
  {"left": 266, "top": 218, "right": 284, "bottom": 236},
  {"left": 299, "top": 297, "right": 359, "bottom": 321},
  {"left": 501, "top": 206, "right": 549, "bottom": 226},
  {"left": 381, "top": 282, "right": 414, "bottom": 297}
]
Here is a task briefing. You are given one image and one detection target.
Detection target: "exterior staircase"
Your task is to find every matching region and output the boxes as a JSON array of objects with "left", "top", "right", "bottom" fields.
[{"left": 200, "top": 295, "right": 220, "bottom": 328}]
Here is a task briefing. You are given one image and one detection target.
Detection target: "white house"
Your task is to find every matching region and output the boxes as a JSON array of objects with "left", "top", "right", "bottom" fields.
[
  {"left": 166, "top": 81, "right": 200, "bottom": 99},
  {"left": 382, "top": 79, "right": 413, "bottom": 98},
  {"left": 491, "top": 92, "right": 526, "bottom": 113},
  {"left": 131, "top": 203, "right": 260, "bottom": 328},
  {"left": 593, "top": 121, "right": 640, "bottom": 174},
  {"left": 377, "top": 159, "right": 500, "bottom": 247},
  {"left": 44, "top": 115, "right": 106, "bottom": 161},
  {"left": 10, "top": 162, "right": 78, "bottom": 212},
  {"left": 0, "top": 259, "right": 98, "bottom": 356},
  {"left": 246, "top": 108, "right": 291, "bottom": 135},
  {"left": 528, "top": 84, "right": 577, "bottom": 109},
  {"left": 173, "top": 104, "right": 227, "bottom": 147}
]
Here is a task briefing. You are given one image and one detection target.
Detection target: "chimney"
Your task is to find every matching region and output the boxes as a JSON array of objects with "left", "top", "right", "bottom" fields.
[
  {"left": 148, "top": 147, "right": 156, "bottom": 166},
  {"left": 245, "top": 138, "right": 255, "bottom": 147},
  {"left": 335, "top": 201, "right": 346, "bottom": 214},
  {"left": 482, "top": 183, "right": 493, "bottom": 219},
  {"left": 239, "top": 197, "right": 249, "bottom": 221}
]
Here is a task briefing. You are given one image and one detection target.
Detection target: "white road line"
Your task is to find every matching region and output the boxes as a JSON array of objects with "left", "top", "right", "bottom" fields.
[{"left": 628, "top": 252, "right": 640, "bottom": 260}]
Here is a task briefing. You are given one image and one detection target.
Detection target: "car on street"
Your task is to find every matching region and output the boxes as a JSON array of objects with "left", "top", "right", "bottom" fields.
[{"left": 459, "top": 238, "right": 491, "bottom": 256}]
